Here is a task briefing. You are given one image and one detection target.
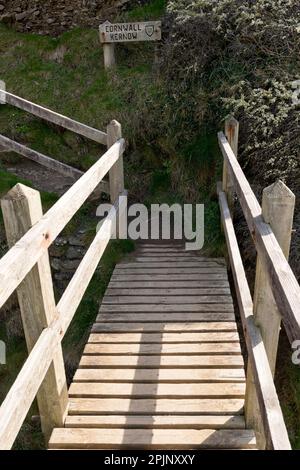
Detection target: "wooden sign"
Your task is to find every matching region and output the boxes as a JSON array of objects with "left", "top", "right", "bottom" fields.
[
  {"left": 99, "top": 21, "right": 161, "bottom": 44},
  {"left": 99, "top": 20, "right": 162, "bottom": 69}
]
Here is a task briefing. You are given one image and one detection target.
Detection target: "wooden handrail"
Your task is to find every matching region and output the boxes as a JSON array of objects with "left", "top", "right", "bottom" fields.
[
  {"left": 0, "top": 133, "right": 110, "bottom": 194},
  {"left": 217, "top": 184, "right": 291, "bottom": 450},
  {"left": 0, "top": 192, "right": 127, "bottom": 449},
  {"left": 2, "top": 90, "right": 108, "bottom": 146},
  {"left": 218, "top": 131, "right": 300, "bottom": 345},
  {"left": 0, "top": 133, "right": 83, "bottom": 179},
  {"left": 0, "top": 139, "right": 124, "bottom": 309}
]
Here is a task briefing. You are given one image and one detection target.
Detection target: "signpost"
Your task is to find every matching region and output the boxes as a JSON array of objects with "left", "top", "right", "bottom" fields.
[{"left": 99, "top": 21, "right": 162, "bottom": 69}]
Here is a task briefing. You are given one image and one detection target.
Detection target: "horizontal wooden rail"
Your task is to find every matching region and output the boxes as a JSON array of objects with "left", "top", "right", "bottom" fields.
[
  {"left": 2, "top": 91, "right": 107, "bottom": 146},
  {"left": 57, "top": 191, "right": 127, "bottom": 333},
  {"left": 0, "top": 324, "right": 60, "bottom": 449},
  {"left": 0, "top": 133, "right": 109, "bottom": 194},
  {"left": 0, "top": 133, "right": 83, "bottom": 180},
  {"left": 0, "top": 193, "right": 126, "bottom": 449},
  {"left": 218, "top": 131, "right": 300, "bottom": 345},
  {"left": 0, "top": 138, "right": 124, "bottom": 309},
  {"left": 217, "top": 184, "right": 291, "bottom": 450}
]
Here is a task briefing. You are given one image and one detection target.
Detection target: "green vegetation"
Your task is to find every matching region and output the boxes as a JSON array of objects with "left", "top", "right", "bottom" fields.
[{"left": 124, "top": 0, "right": 166, "bottom": 20}]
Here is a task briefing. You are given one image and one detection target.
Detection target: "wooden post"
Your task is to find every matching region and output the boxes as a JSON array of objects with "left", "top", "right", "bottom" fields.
[
  {"left": 107, "top": 120, "right": 124, "bottom": 239},
  {"left": 1, "top": 184, "right": 68, "bottom": 443},
  {"left": 107, "top": 120, "right": 124, "bottom": 203},
  {"left": 223, "top": 116, "right": 239, "bottom": 215},
  {"left": 103, "top": 43, "right": 115, "bottom": 69},
  {"left": 245, "top": 179, "right": 295, "bottom": 448}
]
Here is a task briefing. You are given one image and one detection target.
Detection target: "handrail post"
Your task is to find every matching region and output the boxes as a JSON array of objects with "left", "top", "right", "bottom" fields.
[
  {"left": 107, "top": 120, "right": 124, "bottom": 203},
  {"left": 223, "top": 116, "right": 239, "bottom": 215},
  {"left": 245, "top": 179, "right": 295, "bottom": 448},
  {"left": 107, "top": 120, "right": 124, "bottom": 238},
  {"left": 1, "top": 184, "right": 68, "bottom": 444}
]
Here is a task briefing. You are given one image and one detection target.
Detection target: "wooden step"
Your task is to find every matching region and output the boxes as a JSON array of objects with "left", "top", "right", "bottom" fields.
[
  {"left": 79, "top": 355, "right": 244, "bottom": 368},
  {"left": 96, "top": 313, "right": 235, "bottom": 323},
  {"left": 87, "top": 332, "right": 240, "bottom": 343},
  {"left": 112, "top": 274, "right": 228, "bottom": 281},
  {"left": 64, "top": 414, "right": 246, "bottom": 429},
  {"left": 68, "top": 398, "right": 244, "bottom": 415},
  {"left": 117, "top": 261, "right": 226, "bottom": 267},
  {"left": 106, "top": 287, "right": 231, "bottom": 296},
  {"left": 83, "top": 342, "right": 241, "bottom": 355},
  {"left": 99, "top": 304, "right": 234, "bottom": 313},
  {"left": 102, "top": 296, "right": 233, "bottom": 305},
  {"left": 114, "top": 268, "right": 226, "bottom": 274},
  {"left": 92, "top": 322, "right": 238, "bottom": 333},
  {"left": 73, "top": 368, "right": 245, "bottom": 383},
  {"left": 49, "top": 428, "right": 256, "bottom": 449},
  {"left": 69, "top": 382, "right": 245, "bottom": 398},
  {"left": 108, "top": 280, "right": 230, "bottom": 288}
]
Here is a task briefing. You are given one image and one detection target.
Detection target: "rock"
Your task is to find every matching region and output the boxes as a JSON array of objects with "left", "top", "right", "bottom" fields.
[
  {"left": 50, "top": 258, "right": 61, "bottom": 271},
  {"left": 15, "top": 12, "right": 28, "bottom": 21},
  {"left": 0, "top": 5, "right": 5, "bottom": 12},
  {"left": 49, "top": 245, "right": 66, "bottom": 257},
  {"left": 68, "top": 235, "right": 86, "bottom": 247},
  {"left": 78, "top": 228, "right": 90, "bottom": 235},
  {"left": 66, "top": 246, "right": 86, "bottom": 260},
  {"left": 61, "top": 259, "right": 81, "bottom": 271},
  {"left": 54, "top": 237, "right": 68, "bottom": 247},
  {"left": 47, "top": 18, "right": 54, "bottom": 24},
  {"left": 54, "top": 272, "right": 73, "bottom": 282}
]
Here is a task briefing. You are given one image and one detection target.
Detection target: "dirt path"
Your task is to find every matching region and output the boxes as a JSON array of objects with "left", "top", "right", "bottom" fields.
[{"left": 3, "top": 159, "right": 75, "bottom": 195}]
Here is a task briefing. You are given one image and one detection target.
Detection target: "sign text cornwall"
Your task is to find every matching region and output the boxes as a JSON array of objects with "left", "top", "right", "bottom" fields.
[{"left": 100, "top": 21, "right": 161, "bottom": 44}]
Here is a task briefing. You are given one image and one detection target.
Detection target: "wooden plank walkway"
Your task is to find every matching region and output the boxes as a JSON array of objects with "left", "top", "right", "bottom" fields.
[{"left": 49, "top": 243, "right": 256, "bottom": 450}]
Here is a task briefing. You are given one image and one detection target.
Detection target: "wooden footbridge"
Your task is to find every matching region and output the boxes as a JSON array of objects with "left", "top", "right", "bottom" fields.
[{"left": 0, "top": 92, "right": 300, "bottom": 450}]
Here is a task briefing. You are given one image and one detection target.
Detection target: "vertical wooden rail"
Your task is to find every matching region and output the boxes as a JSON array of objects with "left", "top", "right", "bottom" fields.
[
  {"left": 1, "top": 184, "right": 68, "bottom": 443},
  {"left": 245, "top": 180, "right": 295, "bottom": 448},
  {"left": 223, "top": 116, "right": 239, "bottom": 215},
  {"left": 107, "top": 120, "right": 124, "bottom": 204},
  {"left": 255, "top": 180, "right": 295, "bottom": 373}
]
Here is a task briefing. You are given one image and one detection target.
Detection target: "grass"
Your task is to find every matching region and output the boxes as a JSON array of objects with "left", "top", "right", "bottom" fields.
[
  {"left": 0, "top": 169, "right": 58, "bottom": 226},
  {"left": 124, "top": 0, "right": 166, "bottom": 20},
  {"left": 0, "top": 22, "right": 161, "bottom": 170}
]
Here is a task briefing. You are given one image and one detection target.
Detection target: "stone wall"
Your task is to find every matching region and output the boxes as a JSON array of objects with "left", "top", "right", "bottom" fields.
[{"left": 0, "top": 0, "right": 145, "bottom": 35}]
